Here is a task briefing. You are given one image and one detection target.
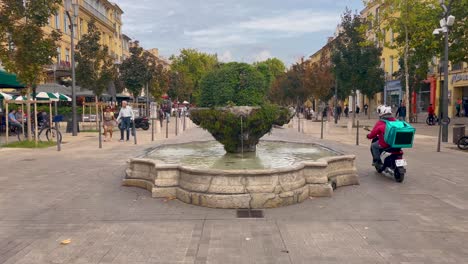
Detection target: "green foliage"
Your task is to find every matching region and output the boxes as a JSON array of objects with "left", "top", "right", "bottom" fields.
[
  {"left": 253, "top": 58, "right": 286, "bottom": 87},
  {"left": 199, "top": 62, "right": 267, "bottom": 107},
  {"left": 0, "top": 0, "right": 62, "bottom": 87},
  {"left": 150, "top": 63, "right": 169, "bottom": 100},
  {"left": 2, "top": 140, "right": 56, "bottom": 148},
  {"left": 119, "top": 42, "right": 147, "bottom": 97},
  {"left": 332, "top": 9, "right": 384, "bottom": 100},
  {"left": 75, "top": 19, "right": 115, "bottom": 97},
  {"left": 448, "top": 0, "right": 468, "bottom": 63},
  {"left": 169, "top": 49, "right": 219, "bottom": 103},
  {"left": 190, "top": 104, "right": 291, "bottom": 153}
]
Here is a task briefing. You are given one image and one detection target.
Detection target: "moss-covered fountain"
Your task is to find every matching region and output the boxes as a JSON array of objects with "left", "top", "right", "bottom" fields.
[{"left": 123, "top": 62, "right": 358, "bottom": 208}]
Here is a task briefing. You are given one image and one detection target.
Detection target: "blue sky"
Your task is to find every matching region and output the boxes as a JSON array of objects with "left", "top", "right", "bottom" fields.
[{"left": 114, "top": 0, "right": 364, "bottom": 65}]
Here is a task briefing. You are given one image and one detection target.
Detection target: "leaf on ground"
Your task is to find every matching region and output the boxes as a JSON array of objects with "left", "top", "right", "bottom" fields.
[
  {"left": 61, "top": 239, "right": 71, "bottom": 245},
  {"left": 163, "top": 196, "right": 177, "bottom": 202}
]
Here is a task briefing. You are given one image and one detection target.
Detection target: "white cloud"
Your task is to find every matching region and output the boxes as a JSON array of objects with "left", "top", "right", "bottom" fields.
[
  {"left": 239, "top": 10, "right": 340, "bottom": 33},
  {"left": 219, "top": 51, "right": 234, "bottom": 62},
  {"left": 183, "top": 9, "right": 339, "bottom": 48},
  {"left": 254, "top": 50, "right": 272, "bottom": 62}
]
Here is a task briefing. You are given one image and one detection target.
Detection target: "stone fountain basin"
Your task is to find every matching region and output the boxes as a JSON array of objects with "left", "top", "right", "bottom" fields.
[{"left": 123, "top": 141, "right": 358, "bottom": 209}]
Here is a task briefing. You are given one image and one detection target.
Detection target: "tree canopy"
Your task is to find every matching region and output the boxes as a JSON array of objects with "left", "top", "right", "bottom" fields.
[
  {"left": 253, "top": 58, "right": 286, "bottom": 88},
  {"left": 0, "top": 0, "right": 61, "bottom": 87},
  {"left": 332, "top": 9, "right": 384, "bottom": 109},
  {"left": 119, "top": 42, "right": 147, "bottom": 98},
  {"left": 75, "top": 19, "right": 115, "bottom": 97},
  {"left": 169, "top": 49, "right": 219, "bottom": 104},
  {"left": 199, "top": 62, "right": 267, "bottom": 107}
]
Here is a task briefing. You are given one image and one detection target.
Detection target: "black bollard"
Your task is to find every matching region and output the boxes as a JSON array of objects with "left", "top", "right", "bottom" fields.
[
  {"left": 98, "top": 120, "right": 102, "bottom": 149},
  {"left": 356, "top": 120, "right": 359, "bottom": 146},
  {"left": 55, "top": 121, "right": 61, "bottom": 151},
  {"left": 151, "top": 118, "right": 154, "bottom": 142},
  {"left": 133, "top": 119, "right": 137, "bottom": 145},
  {"left": 175, "top": 114, "right": 178, "bottom": 136},
  {"left": 166, "top": 116, "right": 169, "bottom": 139},
  {"left": 321, "top": 115, "right": 324, "bottom": 139},
  {"left": 183, "top": 114, "right": 186, "bottom": 131}
]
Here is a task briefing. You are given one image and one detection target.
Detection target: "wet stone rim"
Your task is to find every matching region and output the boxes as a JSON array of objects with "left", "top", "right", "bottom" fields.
[{"left": 123, "top": 141, "right": 359, "bottom": 209}]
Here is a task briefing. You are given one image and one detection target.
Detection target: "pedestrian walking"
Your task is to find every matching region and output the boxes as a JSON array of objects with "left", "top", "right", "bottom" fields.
[
  {"left": 344, "top": 105, "right": 349, "bottom": 118},
  {"left": 456, "top": 98, "right": 462, "bottom": 117},
  {"left": 103, "top": 106, "right": 116, "bottom": 142},
  {"left": 117, "top": 101, "right": 134, "bottom": 142},
  {"left": 337, "top": 105, "right": 342, "bottom": 120},
  {"left": 356, "top": 105, "right": 360, "bottom": 116},
  {"left": 364, "top": 104, "right": 368, "bottom": 116},
  {"left": 395, "top": 103, "right": 407, "bottom": 121}
]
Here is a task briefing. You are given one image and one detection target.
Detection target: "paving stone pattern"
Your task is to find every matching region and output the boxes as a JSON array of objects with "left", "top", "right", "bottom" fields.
[{"left": 0, "top": 119, "right": 468, "bottom": 263}]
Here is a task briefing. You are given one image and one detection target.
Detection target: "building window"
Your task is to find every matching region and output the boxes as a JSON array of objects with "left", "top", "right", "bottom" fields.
[
  {"left": 57, "top": 47, "right": 62, "bottom": 62},
  {"left": 55, "top": 12, "right": 60, "bottom": 29},
  {"left": 389, "top": 56, "right": 394, "bottom": 78},
  {"left": 389, "top": 28, "right": 394, "bottom": 44},
  {"left": 381, "top": 58, "right": 386, "bottom": 72},
  {"left": 452, "top": 62, "right": 463, "bottom": 71},
  {"left": 65, "top": 48, "right": 70, "bottom": 62},
  {"left": 79, "top": 19, "right": 83, "bottom": 38},
  {"left": 63, "top": 12, "right": 68, "bottom": 33}
]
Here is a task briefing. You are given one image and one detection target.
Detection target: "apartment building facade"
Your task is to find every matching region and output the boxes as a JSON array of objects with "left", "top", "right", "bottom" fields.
[{"left": 42, "top": 0, "right": 124, "bottom": 83}]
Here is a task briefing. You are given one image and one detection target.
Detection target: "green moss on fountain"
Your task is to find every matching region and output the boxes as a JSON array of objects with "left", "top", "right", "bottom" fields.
[{"left": 190, "top": 105, "right": 292, "bottom": 153}]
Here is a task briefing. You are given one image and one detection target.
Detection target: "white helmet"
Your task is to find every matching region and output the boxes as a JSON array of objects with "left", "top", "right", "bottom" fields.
[{"left": 379, "top": 105, "right": 392, "bottom": 117}]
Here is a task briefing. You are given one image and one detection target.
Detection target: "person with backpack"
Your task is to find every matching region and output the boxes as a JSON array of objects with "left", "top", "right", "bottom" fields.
[
  {"left": 366, "top": 105, "right": 396, "bottom": 166},
  {"left": 344, "top": 105, "right": 349, "bottom": 118}
]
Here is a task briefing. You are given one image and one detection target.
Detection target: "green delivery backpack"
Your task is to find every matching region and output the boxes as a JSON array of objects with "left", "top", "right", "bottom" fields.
[{"left": 383, "top": 120, "right": 415, "bottom": 148}]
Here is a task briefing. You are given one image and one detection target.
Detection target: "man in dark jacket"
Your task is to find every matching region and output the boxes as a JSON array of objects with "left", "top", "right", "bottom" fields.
[{"left": 395, "top": 103, "right": 407, "bottom": 121}]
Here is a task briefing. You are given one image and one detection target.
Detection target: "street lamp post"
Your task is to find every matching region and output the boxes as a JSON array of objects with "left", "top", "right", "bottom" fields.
[
  {"left": 64, "top": 0, "right": 79, "bottom": 136},
  {"left": 433, "top": 0, "right": 455, "bottom": 143}
]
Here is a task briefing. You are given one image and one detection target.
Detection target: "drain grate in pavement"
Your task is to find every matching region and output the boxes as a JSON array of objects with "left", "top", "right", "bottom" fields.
[
  {"left": 236, "top": 209, "right": 264, "bottom": 218},
  {"left": 21, "top": 158, "right": 36, "bottom": 162}
]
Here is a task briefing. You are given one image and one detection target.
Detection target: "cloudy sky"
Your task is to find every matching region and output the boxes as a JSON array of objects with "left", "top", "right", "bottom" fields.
[{"left": 113, "top": 0, "right": 364, "bottom": 65}]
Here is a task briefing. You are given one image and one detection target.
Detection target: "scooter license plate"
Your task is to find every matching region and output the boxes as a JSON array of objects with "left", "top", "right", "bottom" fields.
[{"left": 396, "top": 159, "right": 407, "bottom": 167}]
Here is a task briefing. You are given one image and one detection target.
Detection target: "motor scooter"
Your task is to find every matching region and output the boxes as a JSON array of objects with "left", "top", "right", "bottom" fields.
[
  {"left": 132, "top": 116, "right": 150, "bottom": 130},
  {"left": 365, "top": 127, "right": 407, "bottom": 183}
]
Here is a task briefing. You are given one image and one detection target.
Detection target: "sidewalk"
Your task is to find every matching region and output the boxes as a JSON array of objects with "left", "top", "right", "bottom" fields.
[
  {"left": 290, "top": 114, "right": 467, "bottom": 153},
  {"left": 0, "top": 119, "right": 468, "bottom": 263}
]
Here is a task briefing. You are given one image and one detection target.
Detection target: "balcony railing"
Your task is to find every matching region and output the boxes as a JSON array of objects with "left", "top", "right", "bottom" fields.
[{"left": 82, "top": 0, "right": 113, "bottom": 28}]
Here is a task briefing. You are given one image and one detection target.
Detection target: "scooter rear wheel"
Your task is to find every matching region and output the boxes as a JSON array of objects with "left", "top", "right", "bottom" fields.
[{"left": 394, "top": 168, "right": 405, "bottom": 183}]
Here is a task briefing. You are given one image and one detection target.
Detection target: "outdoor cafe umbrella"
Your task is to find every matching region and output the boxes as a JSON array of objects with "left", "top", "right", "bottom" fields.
[
  {"left": 33, "top": 92, "right": 58, "bottom": 101},
  {"left": 0, "top": 92, "right": 13, "bottom": 100},
  {"left": 53, "top": 93, "right": 72, "bottom": 102},
  {"left": 182, "top": 100, "right": 189, "bottom": 104}
]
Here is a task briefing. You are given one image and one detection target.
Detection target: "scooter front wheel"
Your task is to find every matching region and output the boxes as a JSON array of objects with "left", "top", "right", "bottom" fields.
[{"left": 394, "top": 167, "right": 405, "bottom": 183}]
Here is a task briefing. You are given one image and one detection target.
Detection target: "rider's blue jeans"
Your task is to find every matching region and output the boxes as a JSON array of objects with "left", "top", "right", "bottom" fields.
[{"left": 371, "top": 141, "right": 383, "bottom": 162}]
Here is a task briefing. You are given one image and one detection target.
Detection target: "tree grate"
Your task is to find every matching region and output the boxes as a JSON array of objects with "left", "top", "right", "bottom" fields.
[{"left": 236, "top": 209, "right": 264, "bottom": 218}]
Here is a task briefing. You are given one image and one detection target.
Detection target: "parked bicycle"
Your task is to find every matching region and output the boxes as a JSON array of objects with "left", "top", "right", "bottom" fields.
[
  {"left": 426, "top": 114, "right": 450, "bottom": 126},
  {"left": 458, "top": 136, "right": 468, "bottom": 150},
  {"left": 17, "top": 120, "right": 62, "bottom": 143},
  {"left": 9, "top": 124, "right": 23, "bottom": 142}
]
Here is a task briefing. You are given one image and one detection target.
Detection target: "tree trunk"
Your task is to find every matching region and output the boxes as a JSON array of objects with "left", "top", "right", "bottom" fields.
[
  {"left": 404, "top": 19, "right": 410, "bottom": 123},
  {"left": 26, "top": 87, "right": 32, "bottom": 140},
  {"left": 352, "top": 90, "right": 356, "bottom": 127},
  {"left": 95, "top": 96, "right": 99, "bottom": 131}
]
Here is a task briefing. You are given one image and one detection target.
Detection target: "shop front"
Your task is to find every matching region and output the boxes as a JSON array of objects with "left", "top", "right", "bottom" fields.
[
  {"left": 452, "top": 72, "right": 468, "bottom": 117},
  {"left": 384, "top": 80, "right": 402, "bottom": 108}
]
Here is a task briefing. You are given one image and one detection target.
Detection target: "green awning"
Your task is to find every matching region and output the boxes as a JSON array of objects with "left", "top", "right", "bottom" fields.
[{"left": 0, "top": 70, "right": 25, "bottom": 88}]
